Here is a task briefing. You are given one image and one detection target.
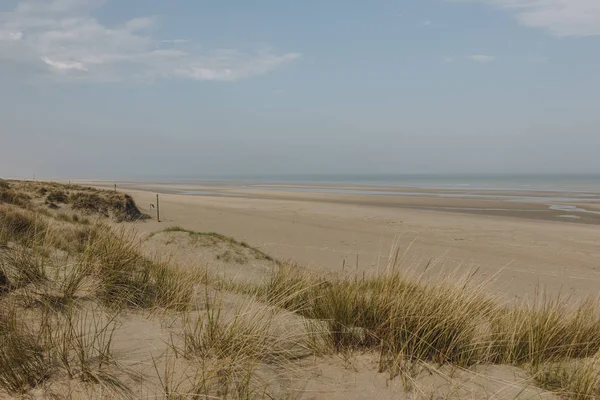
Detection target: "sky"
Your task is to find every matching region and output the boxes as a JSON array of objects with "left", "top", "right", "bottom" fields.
[{"left": 1, "top": 0, "right": 600, "bottom": 179}]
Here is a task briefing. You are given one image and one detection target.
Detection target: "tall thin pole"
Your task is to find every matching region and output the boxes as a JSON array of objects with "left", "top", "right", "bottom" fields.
[
  {"left": 114, "top": 183, "right": 117, "bottom": 192},
  {"left": 156, "top": 194, "right": 160, "bottom": 222}
]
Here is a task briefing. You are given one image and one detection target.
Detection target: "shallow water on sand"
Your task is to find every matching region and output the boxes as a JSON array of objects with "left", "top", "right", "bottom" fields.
[
  {"left": 180, "top": 174, "right": 600, "bottom": 193},
  {"left": 549, "top": 205, "right": 600, "bottom": 215}
]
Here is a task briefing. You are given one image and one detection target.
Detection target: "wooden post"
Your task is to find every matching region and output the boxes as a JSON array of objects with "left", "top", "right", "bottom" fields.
[
  {"left": 114, "top": 183, "right": 117, "bottom": 192},
  {"left": 156, "top": 194, "right": 160, "bottom": 222}
]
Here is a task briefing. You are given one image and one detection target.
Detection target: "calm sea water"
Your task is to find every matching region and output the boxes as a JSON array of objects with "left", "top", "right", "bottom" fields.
[{"left": 182, "top": 174, "right": 600, "bottom": 193}]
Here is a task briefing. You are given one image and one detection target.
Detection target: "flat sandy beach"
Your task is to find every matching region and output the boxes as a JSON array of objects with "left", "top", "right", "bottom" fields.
[{"left": 80, "top": 180, "right": 600, "bottom": 300}]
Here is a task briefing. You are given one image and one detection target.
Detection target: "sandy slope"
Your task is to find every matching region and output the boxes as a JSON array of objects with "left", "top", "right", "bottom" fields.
[{"left": 134, "top": 230, "right": 559, "bottom": 400}]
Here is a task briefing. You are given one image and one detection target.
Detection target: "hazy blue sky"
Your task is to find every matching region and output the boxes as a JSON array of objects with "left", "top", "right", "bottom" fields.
[{"left": 1, "top": 0, "right": 600, "bottom": 179}]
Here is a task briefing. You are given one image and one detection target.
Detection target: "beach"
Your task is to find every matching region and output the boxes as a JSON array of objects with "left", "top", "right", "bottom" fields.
[
  {"left": 79, "top": 179, "right": 600, "bottom": 300},
  {"left": 3, "top": 179, "right": 600, "bottom": 398}
]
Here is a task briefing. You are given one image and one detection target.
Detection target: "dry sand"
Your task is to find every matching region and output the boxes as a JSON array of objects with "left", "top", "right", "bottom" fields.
[{"left": 78, "top": 180, "right": 600, "bottom": 301}]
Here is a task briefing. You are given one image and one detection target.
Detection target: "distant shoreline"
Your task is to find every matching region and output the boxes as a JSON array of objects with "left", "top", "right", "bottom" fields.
[{"left": 76, "top": 179, "right": 600, "bottom": 225}]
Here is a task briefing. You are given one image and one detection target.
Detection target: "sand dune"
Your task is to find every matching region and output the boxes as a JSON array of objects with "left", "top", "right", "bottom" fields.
[{"left": 78, "top": 181, "right": 600, "bottom": 300}]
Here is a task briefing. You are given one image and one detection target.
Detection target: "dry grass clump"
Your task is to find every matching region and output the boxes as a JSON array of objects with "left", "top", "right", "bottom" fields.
[
  {"left": 0, "top": 181, "right": 31, "bottom": 207},
  {"left": 0, "top": 305, "right": 51, "bottom": 394},
  {"left": 80, "top": 225, "right": 198, "bottom": 310},
  {"left": 491, "top": 295, "right": 600, "bottom": 365},
  {"left": 157, "top": 291, "right": 302, "bottom": 399},
  {"left": 0, "top": 205, "right": 49, "bottom": 251},
  {"left": 182, "top": 293, "right": 291, "bottom": 364},
  {"left": 262, "top": 264, "right": 600, "bottom": 377},
  {"left": 0, "top": 242, "right": 48, "bottom": 291},
  {"left": 532, "top": 353, "right": 600, "bottom": 399},
  {"left": 264, "top": 266, "right": 498, "bottom": 366},
  {"left": 0, "top": 188, "right": 31, "bottom": 207}
]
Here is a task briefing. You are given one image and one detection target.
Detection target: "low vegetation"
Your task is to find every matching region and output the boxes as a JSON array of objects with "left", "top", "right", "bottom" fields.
[
  {"left": 0, "top": 180, "right": 599, "bottom": 399},
  {"left": 154, "top": 226, "right": 276, "bottom": 262},
  {"left": 532, "top": 354, "right": 600, "bottom": 399},
  {"left": 0, "top": 179, "right": 150, "bottom": 222},
  {"left": 262, "top": 265, "right": 600, "bottom": 382}
]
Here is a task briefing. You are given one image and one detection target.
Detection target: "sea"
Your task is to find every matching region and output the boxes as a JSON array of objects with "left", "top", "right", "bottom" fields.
[{"left": 168, "top": 174, "right": 600, "bottom": 194}]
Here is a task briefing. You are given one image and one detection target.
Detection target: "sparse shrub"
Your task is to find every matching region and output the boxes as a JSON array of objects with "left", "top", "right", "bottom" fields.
[
  {"left": 46, "top": 190, "right": 68, "bottom": 204},
  {"left": 0, "top": 188, "right": 31, "bottom": 207},
  {"left": 69, "top": 192, "right": 105, "bottom": 215},
  {"left": 70, "top": 192, "right": 149, "bottom": 222}
]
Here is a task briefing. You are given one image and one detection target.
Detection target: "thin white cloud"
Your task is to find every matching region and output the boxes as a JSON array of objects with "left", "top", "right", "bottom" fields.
[
  {"left": 467, "top": 54, "right": 496, "bottom": 63},
  {"left": 0, "top": 31, "right": 23, "bottom": 41},
  {"left": 42, "top": 56, "right": 87, "bottom": 71},
  {"left": 0, "top": 0, "right": 300, "bottom": 83},
  {"left": 423, "top": 20, "right": 433, "bottom": 26},
  {"left": 173, "top": 51, "right": 300, "bottom": 82},
  {"left": 477, "top": 0, "right": 600, "bottom": 37},
  {"left": 160, "top": 39, "right": 190, "bottom": 44}
]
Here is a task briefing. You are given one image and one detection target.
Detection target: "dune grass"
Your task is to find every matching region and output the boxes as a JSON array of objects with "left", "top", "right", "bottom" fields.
[
  {"left": 0, "top": 196, "right": 203, "bottom": 396},
  {"left": 1, "top": 179, "right": 150, "bottom": 222},
  {"left": 79, "top": 225, "right": 199, "bottom": 310},
  {"left": 261, "top": 264, "right": 600, "bottom": 376},
  {"left": 531, "top": 353, "right": 600, "bottom": 399},
  {"left": 1, "top": 180, "right": 600, "bottom": 398},
  {"left": 0, "top": 205, "right": 48, "bottom": 245},
  {"left": 155, "top": 289, "right": 306, "bottom": 399},
  {"left": 0, "top": 305, "right": 51, "bottom": 394}
]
